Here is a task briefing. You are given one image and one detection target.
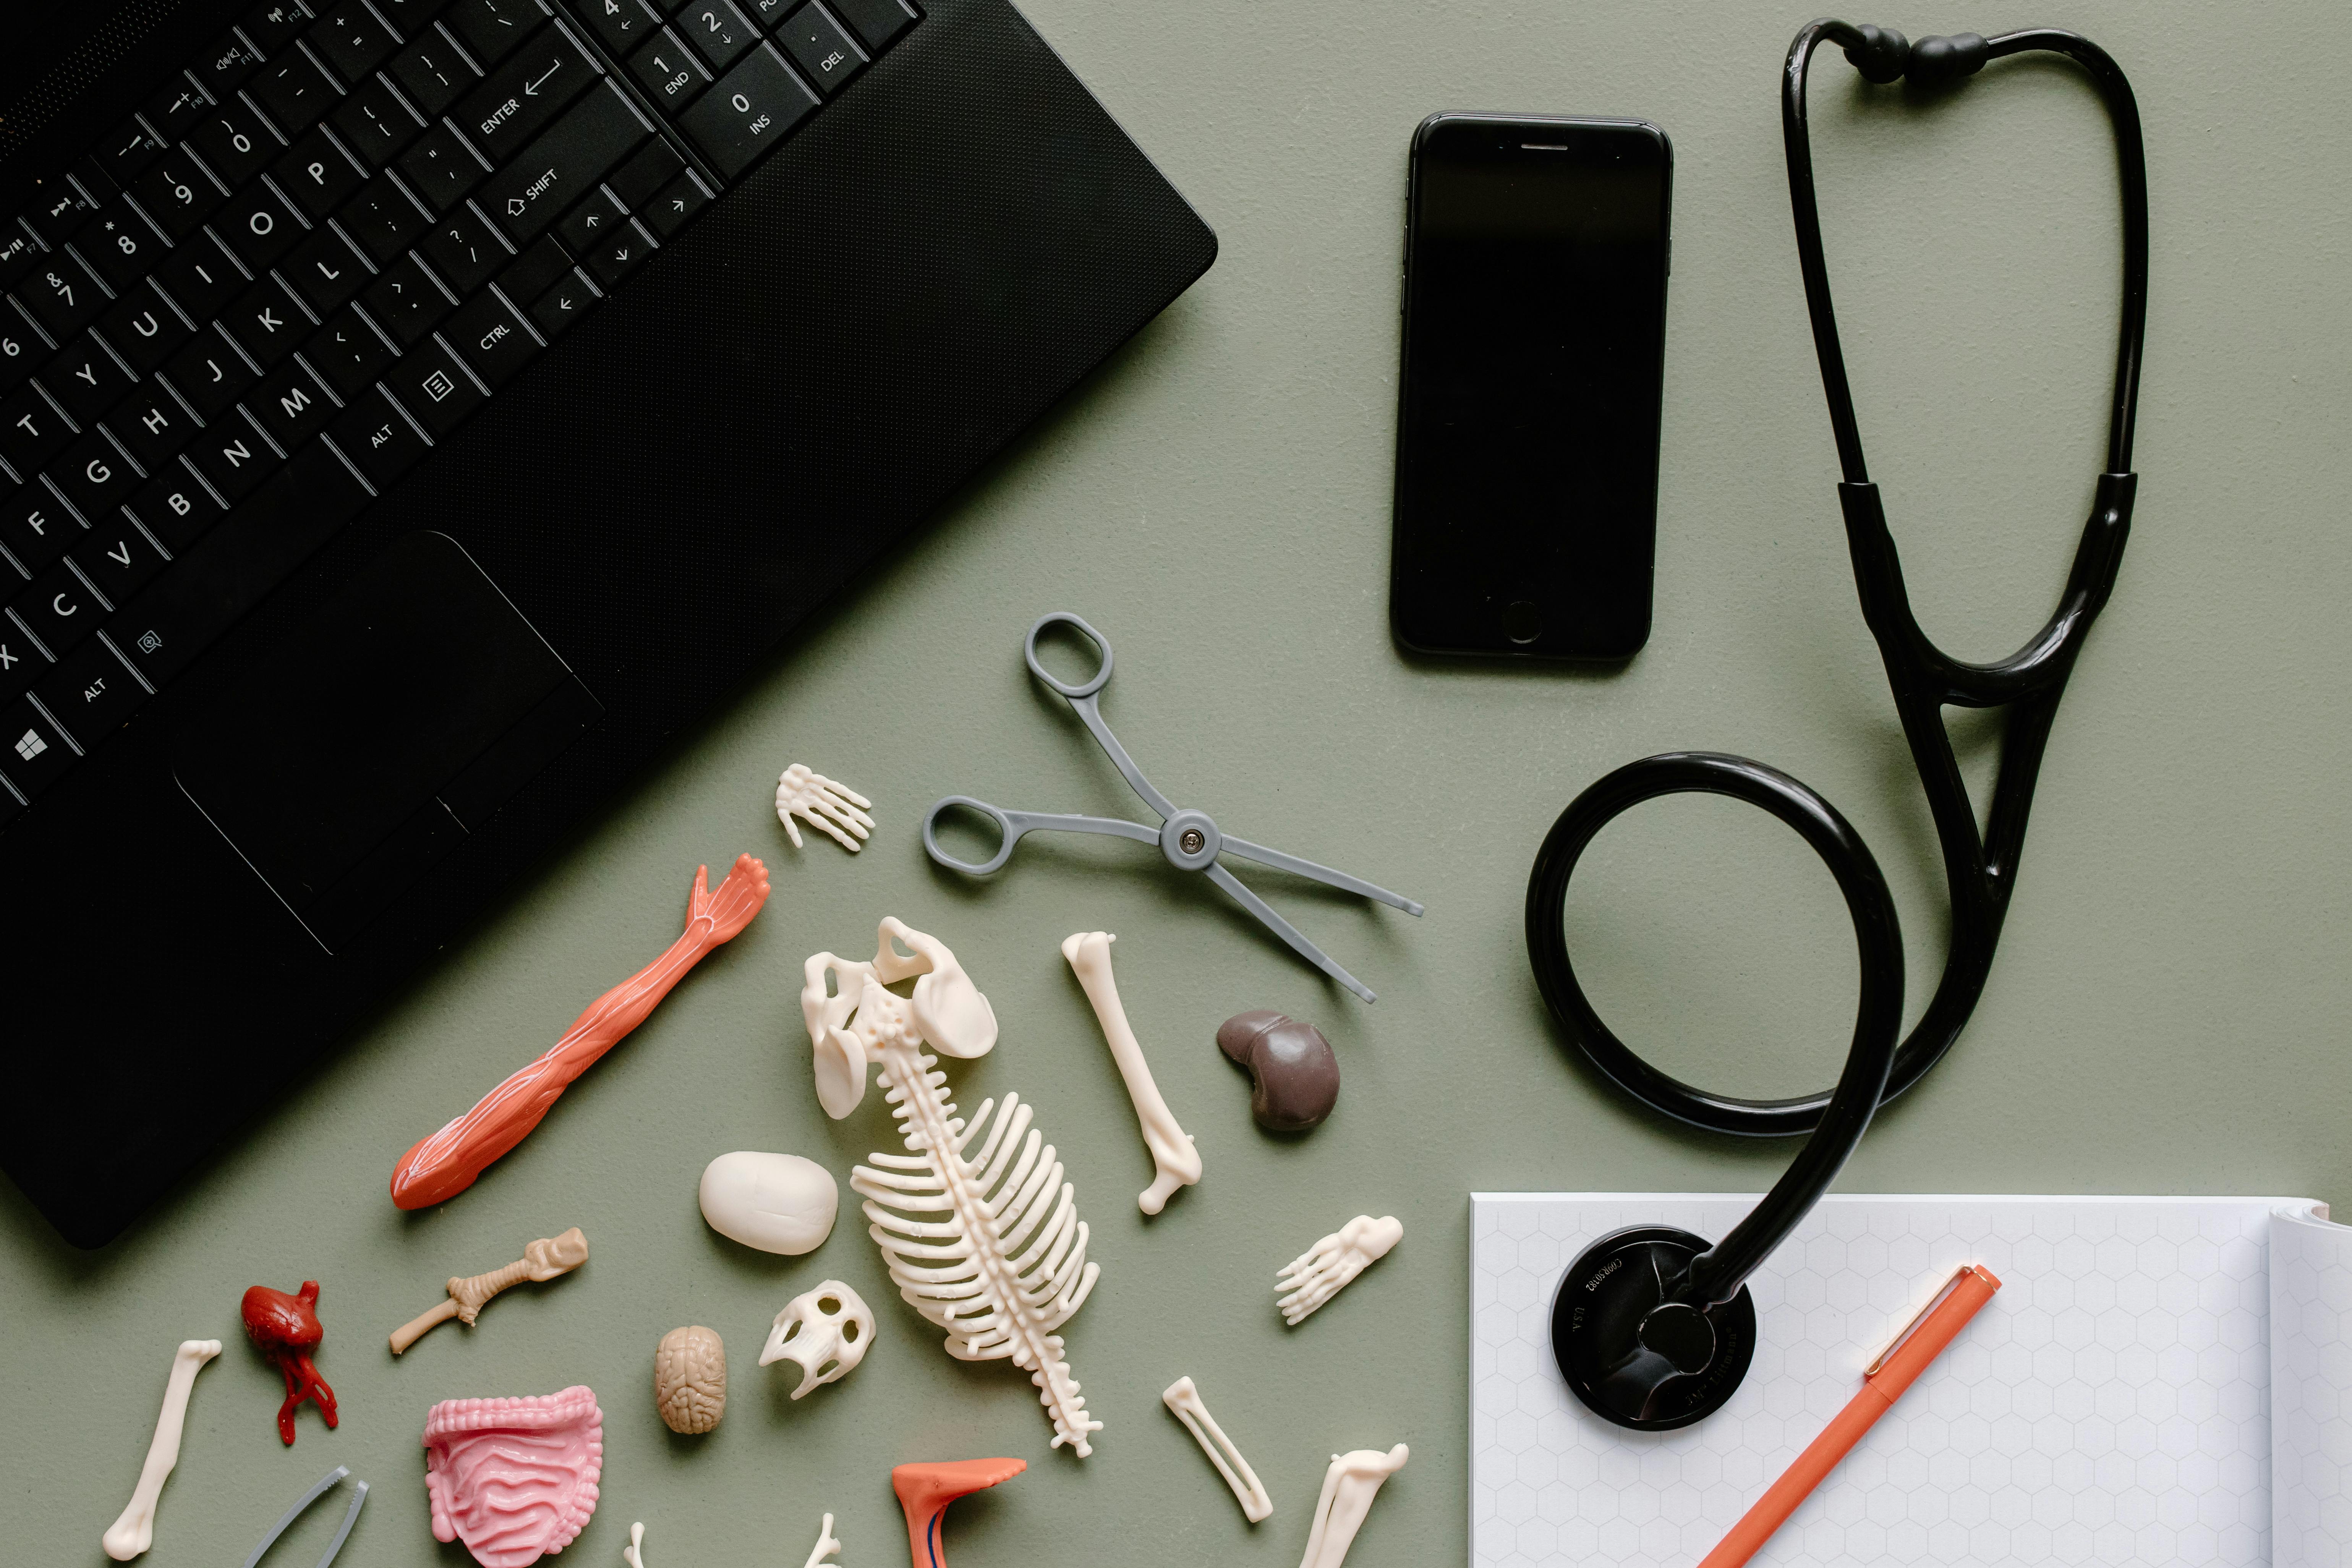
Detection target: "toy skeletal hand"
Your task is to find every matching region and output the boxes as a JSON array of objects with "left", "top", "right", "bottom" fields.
[
  {"left": 1277, "top": 1215, "right": 1403, "bottom": 1326},
  {"left": 390, "top": 856, "right": 769, "bottom": 1209},
  {"left": 390, "top": 1228, "right": 590, "bottom": 1353},
  {"left": 776, "top": 764, "right": 874, "bottom": 852}
]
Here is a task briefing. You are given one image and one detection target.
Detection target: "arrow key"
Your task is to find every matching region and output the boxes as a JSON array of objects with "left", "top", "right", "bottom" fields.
[
  {"left": 584, "top": 216, "right": 658, "bottom": 288},
  {"left": 642, "top": 171, "right": 711, "bottom": 238},
  {"left": 528, "top": 270, "right": 598, "bottom": 341},
  {"left": 556, "top": 188, "right": 628, "bottom": 254}
]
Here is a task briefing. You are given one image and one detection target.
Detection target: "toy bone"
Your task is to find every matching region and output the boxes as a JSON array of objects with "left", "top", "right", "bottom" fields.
[
  {"left": 390, "top": 1228, "right": 590, "bottom": 1354},
  {"left": 803, "top": 918, "right": 1103, "bottom": 1456},
  {"left": 391, "top": 855, "right": 770, "bottom": 1209},
  {"left": 1161, "top": 1375, "right": 1272, "bottom": 1523},
  {"left": 100, "top": 1338, "right": 220, "bottom": 1560},
  {"left": 801, "top": 1513, "right": 843, "bottom": 1568},
  {"left": 761, "top": 1280, "right": 875, "bottom": 1398},
  {"left": 1297, "top": 1445, "right": 1409, "bottom": 1568},
  {"left": 1276, "top": 1215, "right": 1403, "bottom": 1326},
  {"left": 776, "top": 764, "right": 875, "bottom": 852},
  {"left": 1061, "top": 931, "right": 1201, "bottom": 1214}
]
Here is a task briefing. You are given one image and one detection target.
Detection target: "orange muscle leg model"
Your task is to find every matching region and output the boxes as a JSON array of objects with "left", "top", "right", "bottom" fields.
[{"left": 390, "top": 855, "right": 772, "bottom": 1210}]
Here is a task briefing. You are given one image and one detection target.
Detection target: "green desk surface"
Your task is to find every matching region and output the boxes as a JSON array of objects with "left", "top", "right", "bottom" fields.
[{"left": 8, "top": 2, "right": 2346, "bottom": 1564}]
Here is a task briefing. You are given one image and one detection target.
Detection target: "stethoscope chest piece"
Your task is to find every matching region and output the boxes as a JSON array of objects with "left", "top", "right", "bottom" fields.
[{"left": 1552, "top": 1225, "right": 1758, "bottom": 1430}]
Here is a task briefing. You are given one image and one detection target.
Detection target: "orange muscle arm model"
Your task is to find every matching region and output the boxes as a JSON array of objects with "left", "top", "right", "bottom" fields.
[{"left": 390, "top": 855, "right": 771, "bottom": 1210}]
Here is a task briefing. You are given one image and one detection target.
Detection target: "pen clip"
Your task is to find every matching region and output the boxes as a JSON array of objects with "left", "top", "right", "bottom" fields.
[{"left": 1864, "top": 1265, "right": 1974, "bottom": 1377}]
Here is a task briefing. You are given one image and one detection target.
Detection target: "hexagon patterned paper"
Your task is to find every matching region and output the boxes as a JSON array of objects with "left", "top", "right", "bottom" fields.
[{"left": 1470, "top": 1194, "right": 2313, "bottom": 1568}]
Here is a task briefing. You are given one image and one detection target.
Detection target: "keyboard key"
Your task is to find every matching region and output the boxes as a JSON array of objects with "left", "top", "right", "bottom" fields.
[
  {"left": 328, "top": 388, "right": 429, "bottom": 486},
  {"left": 641, "top": 170, "right": 710, "bottom": 236},
  {"left": 280, "top": 222, "right": 372, "bottom": 314},
  {"left": 676, "top": 0, "right": 758, "bottom": 71},
  {"left": 679, "top": 44, "right": 816, "bottom": 179},
  {"left": 827, "top": 0, "right": 915, "bottom": 52},
  {"left": 40, "top": 334, "right": 138, "bottom": 425},
  {"left": 212, "top": 183, "right": 306, "bottom": 271},
  {"left": 71, "top": 197, "right": 170, "bottom": 293},
  {"left": 0, "top": 386, "right": 75, "bottom": 474},
  {"left": 272, "top": 128, "right": 368, "bottom": 223},
  {"left": 329, "top": 75, "right": 427, "bottom": 167},
  {"left": 36, "top": 639, "right": 146, "bottom": 747},
  {"left": 66, "top": 512, "right": 165, "bottom": 602},
  {"left": 0, "top": 697, "right": 76, "bottom": 798},
  {"left": 0, "top": 482, "right": 77, "bottom": 572},
  {"left": 340, "top": 172, "right": 431, "bottom": 264},
  {"left": 23, "top": 560, "right": 104, "bottom": 650},
  {"left": 773, "top": 3, "right": 865, "bottom": 96},
  {"left": 382, "top": 336, "right": 483, "bottom": 435},
  {"left": 459, "top": 25, "right": 597, "bottom": 166},
  {"left": 222, "top": 276, "right": 314, "bottom": 368},
  {"left": 583, "top": 217, "right": 656, "bottom": 287},
  {"left": 161, "top": 333, "right": 261, "bottom": 421},
  {"left": 189, "top": 101, "right": 279, "bottom": 189},
  {"left": 106, "top": 386, "right": 198, "bottom": 469},
  {"left": 626, "top": 30, "right": 713, "bottom": 110},
  {"left": 442, "top": 0, "right": 542, "bottom": 65},
  {"left": 129, "top": 154, "right": 227, "bottom": 241},
  {"left": 573, "top": 0, "right": 661, "bottom": 56},
  {"left": 249, "top": 49, "right": 342, "bottom": 138},
  {"left": 0, "top": 229, "right": 39, "bottom": 292},
  {"left": 0, "top": 619, "right": 43, "bottom": 704},
  {"left": 15, "top": 258, "right": 105, "bottom": 341},
  {"left": 496, "top": 235, "right": 574, "bottom": 304},
  {"left": 372, "top": 0, "right": 457, "bottom": 30},
  {"left": 609, "top": 136, "right": 684, "bottom": 209},
  {"left": 478, "top": 81, "right": 652, "bottom": 244},
  {"left": 362, "top": 251, "right": 454, "bottom": 345},
  {"left": 126, "top": 468, "right": 227, "bottom": 551},
  {"left": 556, "top": 188, "right": 626, "bottom": 253},
  {"left": 528, "top": 269, "right": 596, "bottom": 339},
  {"left": 0, "top": 313, "right": 35, "bottom": 393},
  {"left": 387, "top": 34, "right": 481, "bottom": 118},
  {"left": 242, "top": 1, "right": 314, "bottom": 52},
  {"left": 740, "top": 0, "right": 794, "bottom": 27},
  {"left": 186, "top": 415, "right": 281, "bottom": 499},
  {"left": 98, "top": 116, "right": 172, "bottom": 186},
  {"left": 444, "top": 288, "right": 538, "bottom": 387},
  {"left": 24, "top": 182, "right": 100, "bottom": 246},
  {"left": 144, "top": 76, "right": 215, "bottom": 143},
  {"left": 153, "top": 236, "right": 246, "bottom": 322},
  {"left": 194, "top": 31, "right": 269, "bottom": 99},
  {"left": 420, "top": 207, "right": 509, "bottom": 294},
  {"left": 303, "top": 304, "right": 396, "bottom": 397},
  {"left": 396, "top": 124, "right": 490, "bottom": 212},
  {"left": 53, "top": 431, "right": 143, "bottom": 520},
  {"left": 311, "top": 2, "right": 403, "bottom": 82},
  {"left": 99, "top": 284, "right": 192, "bottom": 376},
  {"left": 248, "top": 360, "right": 337, "bottom": 447}
]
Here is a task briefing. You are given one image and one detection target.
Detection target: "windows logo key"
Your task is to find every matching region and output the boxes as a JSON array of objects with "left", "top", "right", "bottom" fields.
[{"left": 15, "top": 728, "right": 47, "bottom": 763}]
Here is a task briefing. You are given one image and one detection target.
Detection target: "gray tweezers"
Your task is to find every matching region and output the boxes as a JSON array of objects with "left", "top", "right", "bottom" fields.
[{"left": 242, "top": 1464, "right": 369, "bottom": 1568}]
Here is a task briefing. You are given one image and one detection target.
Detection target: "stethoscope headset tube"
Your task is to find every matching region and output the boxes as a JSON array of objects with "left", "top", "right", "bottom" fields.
[{"left": 1528, "top": 19, "right": 2148, "bottom": 1429}]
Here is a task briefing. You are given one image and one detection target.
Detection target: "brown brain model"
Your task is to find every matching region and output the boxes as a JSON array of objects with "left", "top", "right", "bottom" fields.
[{"left": 653, "top": 1326, "right": 726, "bottom": 1435}]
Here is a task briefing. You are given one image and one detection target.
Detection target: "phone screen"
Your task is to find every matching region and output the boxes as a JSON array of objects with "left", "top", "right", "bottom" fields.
[{"left": 1391, "top": 115, "right": 1671, "bottom": 659}]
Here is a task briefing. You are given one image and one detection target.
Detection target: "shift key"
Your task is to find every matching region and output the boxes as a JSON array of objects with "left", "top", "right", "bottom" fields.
[{"left": 477, "top": 81, "right": 652, "bottom": 245}]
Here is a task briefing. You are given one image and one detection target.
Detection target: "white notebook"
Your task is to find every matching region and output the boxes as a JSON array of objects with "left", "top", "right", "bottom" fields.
[{"left": 1469, "top": 1194, "right": 2352, "bottom": 1568}]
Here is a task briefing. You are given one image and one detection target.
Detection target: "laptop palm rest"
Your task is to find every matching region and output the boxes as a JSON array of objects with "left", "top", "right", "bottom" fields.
[{"left": 173, "top": 531, "right": 601, "bottom": 952}]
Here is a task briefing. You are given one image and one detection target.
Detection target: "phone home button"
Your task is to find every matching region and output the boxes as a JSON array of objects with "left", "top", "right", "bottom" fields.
[{"left": 1503, "top": 599, "right": 1544, "bottom": 645}]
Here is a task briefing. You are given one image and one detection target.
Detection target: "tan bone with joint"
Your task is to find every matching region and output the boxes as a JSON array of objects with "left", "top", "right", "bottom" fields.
[{"left": 389, "top": 1228, "right": 590, "bottom": 1354}]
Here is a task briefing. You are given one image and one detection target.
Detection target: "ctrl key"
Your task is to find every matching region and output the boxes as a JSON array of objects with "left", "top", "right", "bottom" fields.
[
  {"left": 0, "top": 696, "right": 77, "bottom": 800},
  {"left": 681, "top": 44, "right": 819, "bottom": 179}
]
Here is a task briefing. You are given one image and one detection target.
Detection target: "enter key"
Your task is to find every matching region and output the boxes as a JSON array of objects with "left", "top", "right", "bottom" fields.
[{"left": 454, "top": 22, "right": 598, "bottom": 166}]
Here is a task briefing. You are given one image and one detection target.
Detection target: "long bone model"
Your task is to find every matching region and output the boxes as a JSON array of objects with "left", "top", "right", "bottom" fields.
[
  {"left": 391, "top": 856, "right": 769, "bottom": 1209},
  {"left": 390, "top": 1228, "right": 590, "bottom": 1354},
  {"left": 1299, "top": 1445, "right": 1409, "bottom": 1568},
  {"left": 1161, "top": 1375, "right": 1272, "bottom": 1523},
  {"left": 100, "top": 1338, "right": 220, "bottom": 1561},
  {"left": 802, "top": 918, "right": 1104, "bottom": 1456},
  {"left": 1061, "top": 931, "right": 1201, "bottom": 1214}
]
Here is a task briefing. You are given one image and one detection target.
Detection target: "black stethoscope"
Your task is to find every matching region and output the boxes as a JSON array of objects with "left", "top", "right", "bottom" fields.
[{"left": 1528, "top": 18, "right": 2147, "bottom": 1429}]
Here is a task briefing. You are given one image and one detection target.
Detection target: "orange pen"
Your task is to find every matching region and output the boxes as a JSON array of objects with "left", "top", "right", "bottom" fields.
[{"left": 1697, "top": 1264, "right": 2002, "bottom": 1568}]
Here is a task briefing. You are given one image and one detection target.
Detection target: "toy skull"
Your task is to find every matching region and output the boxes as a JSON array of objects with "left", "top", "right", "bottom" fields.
[{"left": 760, "top": 1280, "right": 874, "bottom": 1399}]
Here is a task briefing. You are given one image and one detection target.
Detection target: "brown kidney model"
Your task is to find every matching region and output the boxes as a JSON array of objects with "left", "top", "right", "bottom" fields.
[{"left": 1216, "top": 1011, "right": 1339, "bottom": 1131}]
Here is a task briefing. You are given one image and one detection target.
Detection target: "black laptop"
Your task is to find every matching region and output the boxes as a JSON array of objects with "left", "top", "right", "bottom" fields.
[{"left": 0, "top": 0, "right": 1215, "bottom": 1246}]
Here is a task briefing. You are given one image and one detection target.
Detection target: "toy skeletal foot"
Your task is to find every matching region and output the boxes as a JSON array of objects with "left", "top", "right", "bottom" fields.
[
  {"left": 1062, "top": 931, "right": 1201, "bottom": 1214},
  {"left": 1162, "top": 1376, "right": 1272, "bottom": 1522},
  {"left": 100, "top": 1338, "right": 221, "bottom": 1560},
  {"left": 392, "top": 1228, "right": 590, "bottom": 1354},
  {"left": 801, "top": 1513, "right": 842, "bottom": 1568},
  {"left": 893, "top": 1459, "right": 1024, "bottom": 1568},
  {"left": 1298, "top": 1445, "right": 1408, "bottom": 1568},
  {"left": 1276, "top": 1215, "right": 1402, "bottom": 1326},
  {"left": 778, "top": 764, "right": 875, "bottom": 852}
]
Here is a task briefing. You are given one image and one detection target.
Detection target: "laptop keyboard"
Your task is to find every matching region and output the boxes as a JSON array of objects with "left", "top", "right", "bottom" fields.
[{"left": 0, "top": 0, "right": 918, "bottom": 827}]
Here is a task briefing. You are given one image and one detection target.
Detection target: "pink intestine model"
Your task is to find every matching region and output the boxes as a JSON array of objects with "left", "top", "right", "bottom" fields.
[
  {"left": 422, "top": 1387, "right": 603, "bottom": 1568},
  {"left": 390, "top": 856, "right": 771, "bottom": 1209}
]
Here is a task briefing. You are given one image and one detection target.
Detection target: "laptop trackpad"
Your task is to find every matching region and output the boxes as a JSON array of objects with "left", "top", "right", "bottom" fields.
[{"left": 175, "top": 531, "right": 601, "bottom": 951}]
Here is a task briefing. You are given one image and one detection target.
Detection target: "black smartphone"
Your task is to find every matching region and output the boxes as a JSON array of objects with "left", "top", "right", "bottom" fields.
[{"left": 1390, "top": 114, "right": 1672, "bottom": 660}]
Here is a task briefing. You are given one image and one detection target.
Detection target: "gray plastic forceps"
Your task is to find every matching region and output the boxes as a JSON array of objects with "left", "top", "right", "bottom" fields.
[{"left": 922, "top": 612, "right": 1422, "bottom": 1001}]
